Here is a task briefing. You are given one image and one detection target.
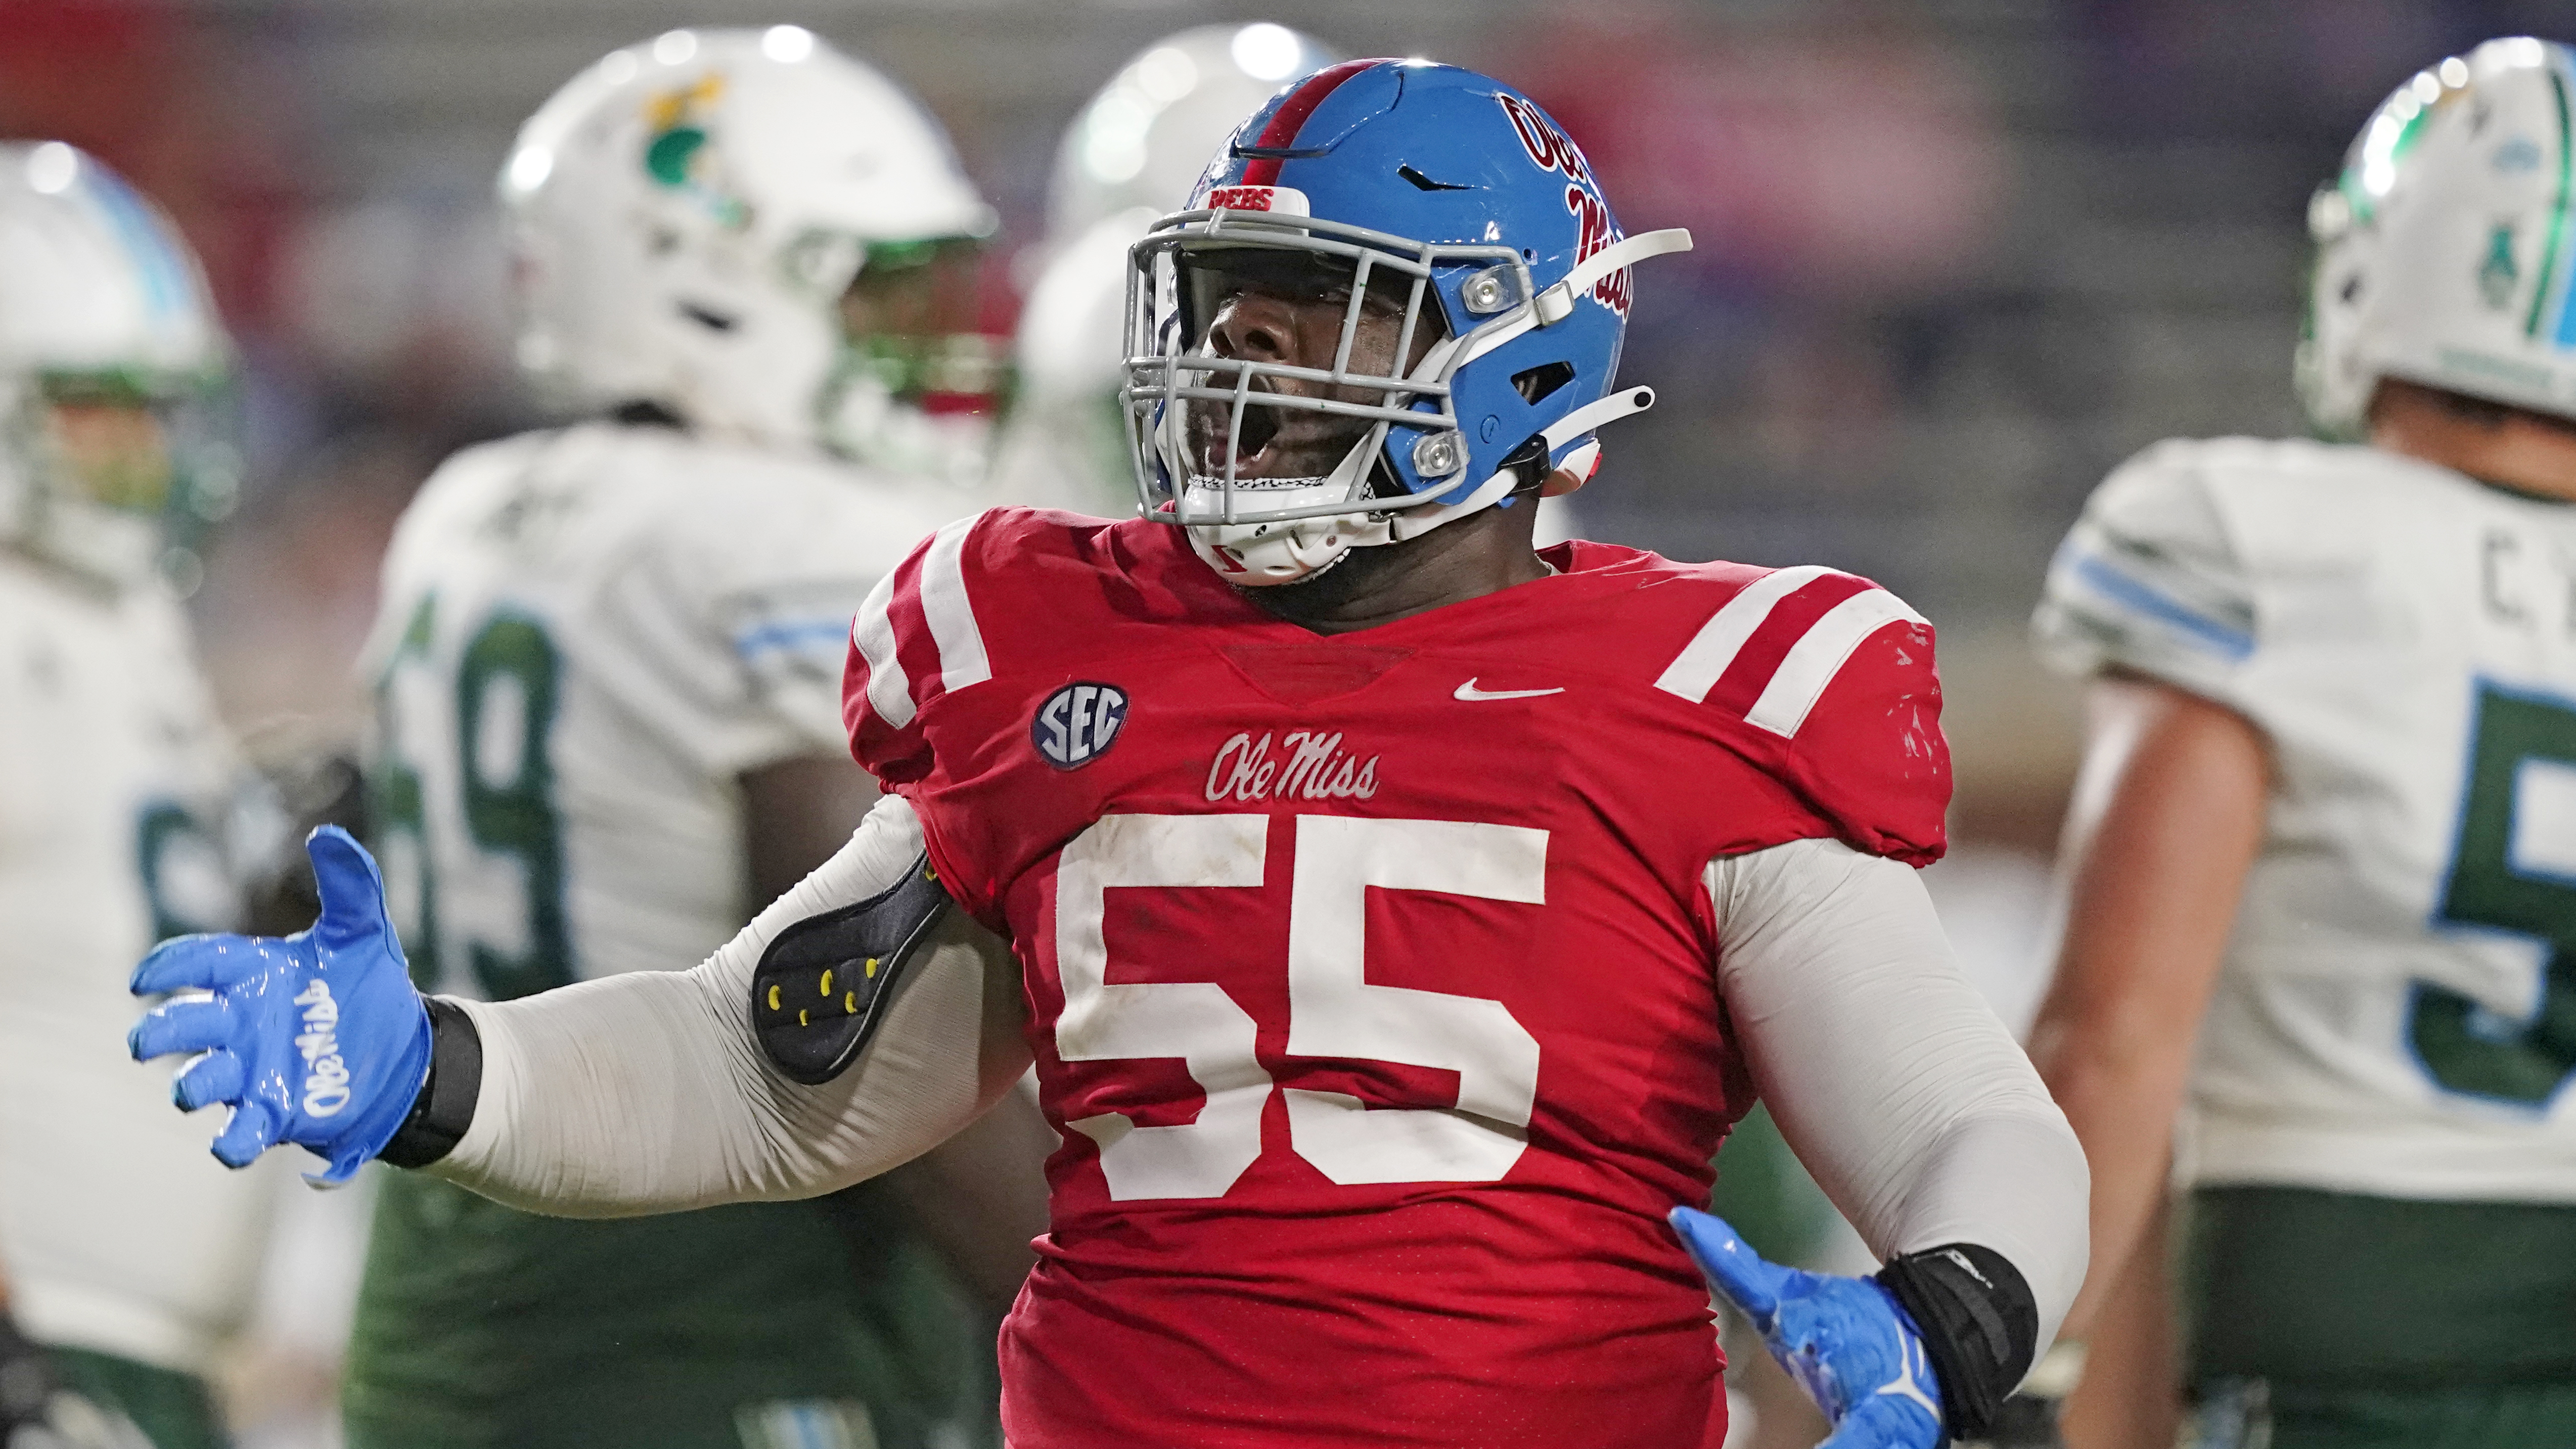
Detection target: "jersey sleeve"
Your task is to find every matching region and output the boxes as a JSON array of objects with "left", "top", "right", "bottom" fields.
[
  {"left": 1780, "top": 606, "right": 1950, "bottom": 866},
  {"left": 842, "top": 512, "right": 1000, "bottom": 787},
  {"left": 2032, "top": 441, "right": 2257, "bottom": 709},
  {"left": 1655, "top": 566, "right": 1951, "bottom": 867}
]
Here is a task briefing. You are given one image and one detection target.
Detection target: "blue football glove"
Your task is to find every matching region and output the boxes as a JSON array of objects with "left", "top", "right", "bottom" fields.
[
  {"left": 1670, "top": 1206, "right": 1946, "bottom": 1449},
  {"left": 127, "top": 826, "right": 430, "bottom": 1186}
]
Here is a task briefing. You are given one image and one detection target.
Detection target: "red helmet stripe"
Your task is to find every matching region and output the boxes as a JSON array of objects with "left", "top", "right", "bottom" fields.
[{"left": 1239, "top": 59, "right": 1384, "bottom": 186}]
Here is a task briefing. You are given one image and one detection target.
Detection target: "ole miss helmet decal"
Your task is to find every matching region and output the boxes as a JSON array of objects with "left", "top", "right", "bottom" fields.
[{"left": 1497, "top": 93, "right": 1629, "bottom": 315}]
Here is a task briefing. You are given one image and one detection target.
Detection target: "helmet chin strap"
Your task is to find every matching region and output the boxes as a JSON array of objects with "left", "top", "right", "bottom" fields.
[
  {"left": 1184, "top": 386, "right": 1660, "bottom": 587},
  {"left": 1184, "top": 436, "right": 1522, "bottom": 586},
  {"left": 1181, "top": 428, "right": 1382, "bottom": 584}
]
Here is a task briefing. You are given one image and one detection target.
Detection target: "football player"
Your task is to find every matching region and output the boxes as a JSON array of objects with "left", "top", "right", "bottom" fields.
[
  {"left": 2027, "top": 37, "right": 2576, "bottom": 1449},
  {"left": 133, "top": 61, "right": 2089, "bottom": 1448},
  {"left": 325, "top": 30, "right": 1042, "bottom": 1449},
  {"left": 1, "top": 141, "right": 267, "bottom": 1449}
]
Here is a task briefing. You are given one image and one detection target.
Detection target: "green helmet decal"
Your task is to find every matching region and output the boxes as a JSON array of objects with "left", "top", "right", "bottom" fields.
[
  {"left": 2483, "top": 222, "right": 2523, "bottom": 311},
  {"left": 2522, "top": 65, "right": 2571, "bottom": 339},
  {"left": 644, "top": 126, "right": 706, "bottom": 188},
  {"left": 638, "top": 73, "right": 750, "bottom": 229}
]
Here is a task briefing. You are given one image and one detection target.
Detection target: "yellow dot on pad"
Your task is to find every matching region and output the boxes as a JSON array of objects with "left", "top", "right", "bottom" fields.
[
  {"left": 865, "top": 958, "right": 878, "bottom": 978},
  {"left": 844, "top": 991, "right": 856, "bottom": 1013},
  {"left": 766, "top": 985, "right": 780, "bottom": 1011},
  {"left": 820, "top": 970, "right": 833, "bottom": 995},
  {"left": 798, "top": 1009, "right": 808, "bottom": 1027}
]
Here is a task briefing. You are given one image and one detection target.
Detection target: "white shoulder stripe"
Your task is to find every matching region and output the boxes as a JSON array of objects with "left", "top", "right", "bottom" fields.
[
  {"left": 851, "top": 567, "right": 915, "bottom": 729},
  {"left": 1743, "top": 587, "right": 1928, "bottom": 738},
  {"left": 919, "top": 515, "right": 992, "bottom": 695},
  {"left": 1652, "top": 565, "right": 1839, "bottom": 703}
]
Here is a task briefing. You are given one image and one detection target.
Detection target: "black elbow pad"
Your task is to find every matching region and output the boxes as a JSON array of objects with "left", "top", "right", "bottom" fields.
[
  {"left": 749, "top": 851, "right": 953, "bottom": 1085},
  {"left": 1875, "top": 1241, "right": 2040, "bottom": 1441}
]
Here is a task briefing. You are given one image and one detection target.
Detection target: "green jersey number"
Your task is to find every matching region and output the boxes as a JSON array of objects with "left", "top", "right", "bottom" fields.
[
  {"left": 2410, "top": 682, "right": 2576, "bottom": 1106},
  {"left": 373, "top": 594, "right": 573, "bottom": 1001},
  {"left": 134, "top": 799, "right": 230, "bottom": 944}
]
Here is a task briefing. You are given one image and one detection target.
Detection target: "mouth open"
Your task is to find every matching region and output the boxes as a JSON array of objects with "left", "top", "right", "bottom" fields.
[
  {"left": 1188, "top": 394, "right": 1373, "bottom": 483},
  {"left": 1190, "top": 392, "right": 1276, "bottom": 476}
]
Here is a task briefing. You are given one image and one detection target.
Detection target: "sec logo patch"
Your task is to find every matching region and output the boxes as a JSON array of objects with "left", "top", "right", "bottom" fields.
[{"left": 1033, "top": 682, "right": 1128, "bottom": 770}]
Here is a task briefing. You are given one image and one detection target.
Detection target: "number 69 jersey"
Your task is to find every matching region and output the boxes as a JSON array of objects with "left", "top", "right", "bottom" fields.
[
  {"left": 2036, "top": 437, "right": 2576, "bottom": 1204},
  {"left": 844, "top": 508, "right": 1949, "bottom": 1448},
  {"left": 363, "top": 422, "right": 960, "bottom": 997}
]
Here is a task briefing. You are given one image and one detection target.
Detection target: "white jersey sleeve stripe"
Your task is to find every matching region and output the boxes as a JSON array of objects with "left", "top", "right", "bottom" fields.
[
  {"left": 851, "top": 568, "right": 916, "bottom": 729},
  {"left": 1652, "top": 564, "right": 1839, "bottom": 703},
  {"left": 919, "top": 516, "right": 992, "bottom": 696},
  {"left": 1743, "top": 588, "right": 1928, "bottom": 739}
]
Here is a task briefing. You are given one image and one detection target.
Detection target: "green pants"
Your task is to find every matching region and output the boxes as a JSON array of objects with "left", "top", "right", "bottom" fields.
[
  {"left": 1707, "top": 1104, "right": 1841, "bottom": 1266},
  {"left": 50, "top": 1346, "right": 225, "bottom": 1449},
  {"left": 2184, "top": 1377, "right": 2576, "bottom": 1449},
  {"left": 2178, "top": 1186, "right": 2576, "bottom": 1449},
  {"left": 343, "top": 1172, "right": 998, "bottom": 1449}
]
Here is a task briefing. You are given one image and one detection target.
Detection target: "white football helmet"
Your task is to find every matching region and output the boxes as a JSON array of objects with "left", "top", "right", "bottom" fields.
[
  {"left": 0, "top": 141, "right": 237, "bottom": 588},
  {"left": 1046, "top": 22, "right": 1343, "bottom": 246},
  {"left": 2303, "top": 37, "right": 2576, "bottom": 435},
  {"left": 503, "top": 27, "right": 1003, "bottom": 479},
  {"left": 990, "top": 23, "right": 1342, "bottom": 515}
]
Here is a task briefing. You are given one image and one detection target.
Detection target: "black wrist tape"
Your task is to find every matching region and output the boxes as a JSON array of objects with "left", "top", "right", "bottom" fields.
[
  {"left": 1874, "top": 1242, "right": 2039, "bottom": 1441},
  {"left": 380, "top": 997, "right": 483, "bottom": 1169}
]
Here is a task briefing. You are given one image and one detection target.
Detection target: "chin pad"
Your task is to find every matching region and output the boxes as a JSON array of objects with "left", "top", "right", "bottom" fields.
[{"left": 749, "top": 851, "right": 952, "bottom": 1086}]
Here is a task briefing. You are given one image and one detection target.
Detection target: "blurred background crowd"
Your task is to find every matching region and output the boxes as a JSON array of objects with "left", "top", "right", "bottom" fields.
[{"left": 7, "top": 0, "right": 2572, "bottom": 1442}]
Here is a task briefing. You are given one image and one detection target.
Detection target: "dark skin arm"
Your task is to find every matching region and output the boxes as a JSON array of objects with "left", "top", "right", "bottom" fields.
[
  {"left": 741, "top": 755, "right": 885, "bottom": 909},
  {"left": 742, "top": 754, "right": 1052, "bottom": 1314}
]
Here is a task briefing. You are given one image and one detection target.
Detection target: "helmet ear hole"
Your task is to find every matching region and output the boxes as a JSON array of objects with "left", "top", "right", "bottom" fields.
[{"left": 1510, "top": 360, "right": 1574, "bottom": 404}]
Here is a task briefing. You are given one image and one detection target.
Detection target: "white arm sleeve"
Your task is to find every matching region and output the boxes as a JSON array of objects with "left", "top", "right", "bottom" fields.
[
  {"left": 426, "top": 795, "right": 1027, "bottom": 1217},
  {"left": 1711, "top": 837, "right": 2089, "bottom": 1350}
]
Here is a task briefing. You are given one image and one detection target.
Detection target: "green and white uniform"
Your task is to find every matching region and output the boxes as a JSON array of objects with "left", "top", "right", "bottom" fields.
[
  {"left": 2036, "top": 435, "right": 2576, "bottom": 1444},
  {"left": 0, "top": 551, "right": 268, "bottom": 1449},
  {"left": 346, "top": 422, "right": 987, "bottom": 1449}
]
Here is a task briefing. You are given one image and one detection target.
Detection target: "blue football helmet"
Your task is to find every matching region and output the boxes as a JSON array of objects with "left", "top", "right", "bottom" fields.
[{"left": 1119, "top": 59, "right": 1691, "bottom": 583}]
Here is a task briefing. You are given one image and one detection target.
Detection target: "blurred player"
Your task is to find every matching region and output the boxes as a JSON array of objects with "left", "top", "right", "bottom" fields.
[
  {"left": 990, "top": 22, "right": 1340, "bottom": 516},
  {"left": 333, "top": 29, "right": 1040, "bottom": 1449},
  {"left": 137, "top": 61, "right": 2089, "bottom": 1449},
  {"left": 2030, "top": 36, "right": 2576, "bottom": 1449},
  {"left": 0, "top": 141, "right": 269, "bottom": 1449}
]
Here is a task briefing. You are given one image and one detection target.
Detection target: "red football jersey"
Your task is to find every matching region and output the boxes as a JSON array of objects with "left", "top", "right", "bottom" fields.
[{"left": 843, "top": 509, "right": 1948, "bottom": 1448}]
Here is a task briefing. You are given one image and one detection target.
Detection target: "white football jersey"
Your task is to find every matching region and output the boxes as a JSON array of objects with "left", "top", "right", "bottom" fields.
[
  {"left": 0, "top": 554, "right": 279, "bottom": 1371},
  {"left": 359, "top": 423, "right": 962, "bottom": 997},
  {"left": 2038, "top": 436, "right": 2576, "bottom": 1203}
]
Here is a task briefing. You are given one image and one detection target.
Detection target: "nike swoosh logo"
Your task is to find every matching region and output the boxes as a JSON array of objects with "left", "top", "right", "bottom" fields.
[{"left": 1455, "top": 678, "right": 1566, "bottom": 702}]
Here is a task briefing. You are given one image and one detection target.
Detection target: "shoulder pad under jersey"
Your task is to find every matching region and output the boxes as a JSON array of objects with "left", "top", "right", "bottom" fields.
[
  {"left": 1645, "top": 562, "right": 1950, "bottom": 866},
  {"left": 843, "top": 506, "right": 1112, "bottom": 784},
  {"left": 2035, "top": 436, "right": 2274, "bottom": 699}
]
